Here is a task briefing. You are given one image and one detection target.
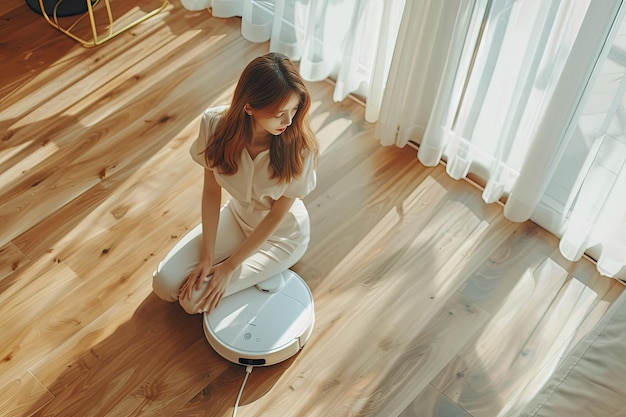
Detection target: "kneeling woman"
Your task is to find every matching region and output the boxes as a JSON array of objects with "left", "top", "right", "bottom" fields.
[{"left": 153, "top": 52, "right": 319, "bottom": 314}]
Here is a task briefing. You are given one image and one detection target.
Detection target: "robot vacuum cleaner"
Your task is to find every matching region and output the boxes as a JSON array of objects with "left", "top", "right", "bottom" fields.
[{"left": 203, "top": 269, "right": 315, "bottom": 367}]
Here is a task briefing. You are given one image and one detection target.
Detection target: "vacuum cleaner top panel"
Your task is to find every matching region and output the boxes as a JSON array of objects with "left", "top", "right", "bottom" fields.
[{"left": 205, "top": 270, "right": 314, "bottom": 355}]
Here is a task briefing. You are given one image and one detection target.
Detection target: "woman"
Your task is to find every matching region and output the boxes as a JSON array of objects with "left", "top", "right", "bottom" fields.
[{"left": 152, "top": 52, "right": 319, "bottom": 315}]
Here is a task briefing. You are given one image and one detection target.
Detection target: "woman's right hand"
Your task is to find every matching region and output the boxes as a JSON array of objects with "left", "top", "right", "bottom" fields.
[{"left": 180, "top": 258, "right": 213, "bottom": 302}]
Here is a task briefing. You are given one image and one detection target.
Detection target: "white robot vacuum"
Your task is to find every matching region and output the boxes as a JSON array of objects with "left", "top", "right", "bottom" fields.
[{"left": 203, "top": 269, "right": 315, "bottom": 367}]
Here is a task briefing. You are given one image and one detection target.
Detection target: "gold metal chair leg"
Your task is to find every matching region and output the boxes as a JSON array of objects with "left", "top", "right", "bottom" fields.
[{"left": 38, "top": 0, "right": 169, "bottom": 47}]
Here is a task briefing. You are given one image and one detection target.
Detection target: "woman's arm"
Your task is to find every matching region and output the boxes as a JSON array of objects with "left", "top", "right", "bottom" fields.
[
  {"left": 224, "top": 195, "right": 295, "bottom": 269},
  {"left": 196, "top": 195, "right": 295, "bottom": 312},
  {"left": 181, "top": 169, "right": 221, "bottom": 300},
  {"left": 199, "top": 169, "right": 222, "bottom": 268}
]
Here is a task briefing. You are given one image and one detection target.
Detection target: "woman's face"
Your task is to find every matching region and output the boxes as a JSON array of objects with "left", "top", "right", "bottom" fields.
[{"left": 252, "top": 93, "right": 301, "bottom": 137}]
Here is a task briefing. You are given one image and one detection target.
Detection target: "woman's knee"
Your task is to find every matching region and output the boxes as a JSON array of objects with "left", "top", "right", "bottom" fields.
[
  {"left": 152, "top": 269, "right": 180, "bottom": 302},
  {"left": 154, "top": 280, "right": 200, "bottom": 315}
]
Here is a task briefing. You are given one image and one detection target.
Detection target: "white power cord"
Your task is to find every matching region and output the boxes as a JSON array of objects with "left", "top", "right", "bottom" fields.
[{"left": 232, "top": 365, "right": 254, "bottom": 417}]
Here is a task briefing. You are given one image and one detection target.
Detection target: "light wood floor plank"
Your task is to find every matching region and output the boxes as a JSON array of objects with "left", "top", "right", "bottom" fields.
[
  {"left": 399, "top": 384, "right": 472, "bottom": 417},
  {"left": 457, "top": 223, "right": 562, "bottom": 314},
  {"left": 0, "top": 260, "right": 82, "bottom": 387},
  {"left": 12, "top": 184, "right": 113, "bottom": 259},
  {"left": 28, "top": 286, "right": 158, "bottom": 394},
  {"left": 0, "top": 242, "right": 29, "bottom": 283},
  {"left": 0, "top": 370, "right": 53, "bottom": 417},
  {"left": 29, "top": 297, "right": 223, "bottom": 417},
  {"left": 172, "top": 362, "right": 255, "bottom": 417}
]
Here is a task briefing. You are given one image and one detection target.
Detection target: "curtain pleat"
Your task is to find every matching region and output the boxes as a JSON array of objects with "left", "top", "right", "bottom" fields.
[
  {"left": 376, "top": 0, "right": 462, "bottom": 149},
  {"left": 504, "top": 2, "right": 624, "bottom": 222}
]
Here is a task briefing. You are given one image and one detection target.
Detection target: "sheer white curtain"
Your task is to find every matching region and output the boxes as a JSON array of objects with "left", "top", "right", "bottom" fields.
[
  {"left": 377, "top": 0, "right": 626, "bottom": 280},
  {"left": 560, "top": 30, "right": 626, "bottom": 279},
  {"left": 180, "top": 0, "right": 404, "bottom": 122}
]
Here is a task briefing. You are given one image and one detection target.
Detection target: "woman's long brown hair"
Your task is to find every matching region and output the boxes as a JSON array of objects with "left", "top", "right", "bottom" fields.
[{"left": 204, "top": 52, "right": 319, "bottom": 183}]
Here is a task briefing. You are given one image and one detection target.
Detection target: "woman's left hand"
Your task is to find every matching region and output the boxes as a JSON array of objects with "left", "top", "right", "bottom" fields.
[{"left": 196, "top": 261, "right": 236, "bottom": 313}]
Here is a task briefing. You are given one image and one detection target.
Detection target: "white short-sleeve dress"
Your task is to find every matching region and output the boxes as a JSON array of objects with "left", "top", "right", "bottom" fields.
[{"left": 152, "top": 106, "right": 316, "bottom": 314}]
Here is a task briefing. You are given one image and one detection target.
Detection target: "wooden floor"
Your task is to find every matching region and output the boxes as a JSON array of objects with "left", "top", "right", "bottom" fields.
[{"left": 1, "top": 2, "right": 624, "bottom": 416}]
